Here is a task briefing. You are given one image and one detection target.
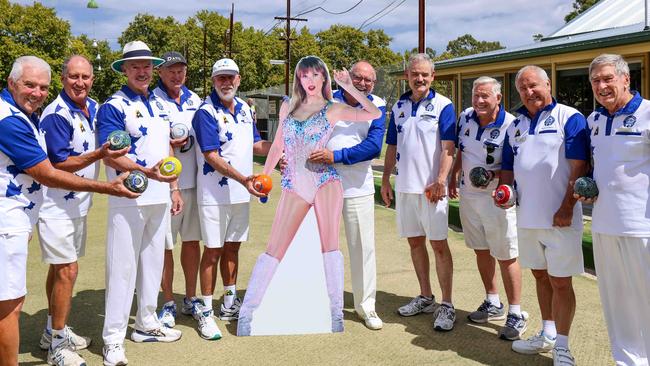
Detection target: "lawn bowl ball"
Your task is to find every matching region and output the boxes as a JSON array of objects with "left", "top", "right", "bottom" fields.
[
  {"left": 253, "top": 174, "right": 273, "bottom": 194},
  {"left": 107, "top": 130, "right": 131, "bottom": 150},
  {"left": 573, "top": 177, "right": 599, "bottom": 198},
  {"left": 494, "top": 184, "right": 516, "bottom": 207},
  {"left": 160, "top": 157, "right": 182, "bottom": 176},
  {"left": 171, "top": 123, "right": 189, "bottom": 139},
  {"left": 124, "top": 171, "right": 148, "bottom": 193},
  {"left": 469, "top": 166, "right": 493, "bottom": 188}
]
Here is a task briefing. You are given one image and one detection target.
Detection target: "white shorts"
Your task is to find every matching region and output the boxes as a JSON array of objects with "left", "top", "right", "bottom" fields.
[
  {"left": 38, "top": 216, "right": 87, "bottom": 264},
  {"left": 0, "top": 231, "right": 30, "bottom": 301},
  {"left": 459, "top": 194, "right": 518, "bottom": 260},
  {"left": 199, "top": 203, "right": 250, "bottom": 248},
  {"left": 517, "top": 227, "right": 584, "bottom": 277},
  {"left": 166, "top": 188, "right": 202, "bottom": 249},
  {"left": 396, "top": 192, "right": 448, "bottom": 240}
]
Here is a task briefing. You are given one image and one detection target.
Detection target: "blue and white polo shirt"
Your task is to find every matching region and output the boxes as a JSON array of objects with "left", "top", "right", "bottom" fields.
[
  {"left": 386, "top": 89, "right": 456, "bottom": 193},
  {"left": 457, "top": 106, "right": 515, "bottom": 198},
  {"left": 192, "top": 91, "right": 261, "bottom": 205},
  {"left": 97, "top": 85, "right": 172, "bottom": 208},
  {"left": 326, "top": 89, "right": 386, "bottom": 198},
  {"left": 0, "top": 89, "right": 48, "bottom": 233},
  {"left": 39, "top": 90, "right": 98, "bottom": 219},
  {"left": 153, "top": 81, "right": 202, "bottom": 190},
  {"left": 501, "top": 100, "right": 589, "bottom": 229},
  {"left": 588, "top": 92, "right": 650, "bottom": 237}
]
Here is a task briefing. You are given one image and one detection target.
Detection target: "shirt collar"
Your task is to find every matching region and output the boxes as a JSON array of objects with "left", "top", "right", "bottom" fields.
[
  {"left": 470, "top": 105, "right": 506, "bottom": 128},
  {"left": 1, "top": 88, "right": 40, "bottom": 125},
  {"left": 399, "top": 88, "right": 435, "bottom": 102},
  {"left": 156, "top": 80, "right": 191, "bottom": 105},
  {"left": 595, "top": 91, "right": 642, "bottom": 117},
  {"left": 60, "top": 89, "right": 85, "bottom": 114},
  {"left": 121, "top": 84, "right": 154, "bottom": 101},
  {"left": 209, "top": 89, "right": 242, "bottom": 116},
  {"left": 516, "top": 98, "right": 557, "bottom": 120}
]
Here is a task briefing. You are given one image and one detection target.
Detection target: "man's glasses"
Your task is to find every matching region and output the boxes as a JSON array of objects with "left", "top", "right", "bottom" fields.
[
  {"left": 351, "top": 74, "right": 375, "bottom": 84},
  {"left": 484, "top": 142, "right": 498, "bottom": 165}
]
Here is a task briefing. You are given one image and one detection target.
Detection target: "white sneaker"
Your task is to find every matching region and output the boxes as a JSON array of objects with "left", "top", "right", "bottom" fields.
[
  {"left": 361, "top": 311, "right": 383, "bottom": 330},
  {"left": 397, "top": 295, "right": 436, "bottom": 316},
  {"left": 130, "top": 327, "right": 182, "bottom": 343},
  {"left": 47, "top": 330, "right": 87, "bottom": 366},
  {"left": 181, "top": 297, "right": 200, "bottom": 316},
  {"left": 512, "top": 330, "right": 556, "bottom": 354},
  {"left": 197, "top": 309, "right": 222, "bottom": 340},
  {"left": 553, "top": 347, "right": 576, "bottom": 366},
  {"left": 40, "top": 327, "right": 91, "bottom": 351},
  {"left": 218, "top": 298, "right": 241, "bottom": 321},
  {"left": 103, "top": 343, "right": 128, "bottom": 366},
  {"left": 433, "top": 304, "right": 456, "bottom": 331}
]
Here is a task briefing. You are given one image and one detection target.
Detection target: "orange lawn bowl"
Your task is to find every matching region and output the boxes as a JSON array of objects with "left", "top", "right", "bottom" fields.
[{"left": 253, "top": 174, "right": 273, "bottom": 194}]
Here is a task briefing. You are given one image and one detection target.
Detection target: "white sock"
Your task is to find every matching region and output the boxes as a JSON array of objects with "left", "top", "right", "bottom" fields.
[
  {"left": 51, "top": 327, "right": 66, "bottom": 349},
  {"left": 555, "top": 334, "right": 569, "bottom": 348},
  {"left": 508, "top": 304, "right": 521, "bottom": 316},
  {"left": 46, "top": 314, "right": 52, "bottom": 332},
  {"left": 201, "top": 295, "right": 213, "bottom": 310},
  {"left": 543, "top": 320, "right": 557, "bottom": 339},
  {"left": 486, "top": 293, "right": 500, "bottom": 307},
  {"left": 223, "top": 285, "right": 236, "bottom": 308}
]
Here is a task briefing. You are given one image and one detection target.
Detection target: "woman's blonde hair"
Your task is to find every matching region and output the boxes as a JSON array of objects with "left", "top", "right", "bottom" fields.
[{"left": 288, "top": 55, "right": 333, "bottom": 114}]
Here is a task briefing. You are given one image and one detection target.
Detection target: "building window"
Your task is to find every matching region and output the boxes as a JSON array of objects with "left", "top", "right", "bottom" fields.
[
  {"left": 461, "top": 76, "right": 504, "bottom": 111},
  {"left": 557, "top": 68, "right": 593, "bottom": 116}
]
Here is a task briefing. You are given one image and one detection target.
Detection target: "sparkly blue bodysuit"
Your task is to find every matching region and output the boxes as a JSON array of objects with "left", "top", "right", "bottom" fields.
[{"left": 281, "top": 102, "right": 341, "bottom": 203}]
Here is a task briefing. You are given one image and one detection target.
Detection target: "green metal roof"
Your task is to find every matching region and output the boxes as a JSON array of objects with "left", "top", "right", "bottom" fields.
[{"left": 435, "top": 24, "right": 650, "bottom": 70}]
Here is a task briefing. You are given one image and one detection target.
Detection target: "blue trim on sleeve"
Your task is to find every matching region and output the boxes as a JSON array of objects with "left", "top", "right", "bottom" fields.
[
  {"left": 335, "top": 105, "right": 386, "bottom": 165},
  {"left": 386, "top": 111, "right": 397, "bottom": 145},
  {"left": 252, "top": 122, "right": 262, "bottom": 143},
  {"left": 439, "top": 103, "right": 456, "bottom": 141},
  {"left": 96, "top": 103, "right": 126, "bottom": 145},
  {"left": 0, "top": 116, "right": 47, "bottom": 170},
  {"left": 501, "top": 132, "right": 514, "bottom": 171},
  {"left": 564, "top": 112, "right": 589, "bottom": 161},
  {"left": 40, "top": 113, "right": 74, "bottom": 163},
  {"left": 192, "top": 107, "right": 221, "bottom": 153}
]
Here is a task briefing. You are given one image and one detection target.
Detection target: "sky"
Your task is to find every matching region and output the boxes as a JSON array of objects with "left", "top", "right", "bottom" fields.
[{"left": 18, "top": 0, "right": 575, "bottom": 53}]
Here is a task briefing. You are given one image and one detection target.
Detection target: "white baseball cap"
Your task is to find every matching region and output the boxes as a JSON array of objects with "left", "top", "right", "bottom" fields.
[
  {"left": 211, "top": 58, "right": 239, "bottom": 77},
  {"left": 111, "top": 41, "right": 164, "bottom": 72}
]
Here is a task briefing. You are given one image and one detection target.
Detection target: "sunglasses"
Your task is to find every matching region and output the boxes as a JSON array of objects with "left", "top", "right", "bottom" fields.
[{"left": 484, "top": 142, "right": 499, "bottom": 165}]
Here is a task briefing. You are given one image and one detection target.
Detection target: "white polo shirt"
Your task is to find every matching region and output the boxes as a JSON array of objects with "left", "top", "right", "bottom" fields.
[
  {"left": 39, "top": 91, "right": 99, "bottom": 219},
  {"left": 457, "top": 106, "right": 515, "bottom": 198},
  {"left": 97, "top": 85, "right": 172, "bottom": 208},
  {"left": 153, "top": 83, "right": 201, "bottom": 190},
  {"left": 386, "top": 89, "right": 456, "bottom": 193},
  {"left": 502, "top": 100, "right": 589, "bottom": 229},
  {"left": 326, "top": 89, "right": 386, "bottom": 198},
  {"left": 193, "top": 92, "right": 261, "bottom": 205},
  {"left": 0, "top": 89, "right": 48, "bottom": 233},
  {"left": 588, "top": 92, "right": 650, "bottom": 237}
]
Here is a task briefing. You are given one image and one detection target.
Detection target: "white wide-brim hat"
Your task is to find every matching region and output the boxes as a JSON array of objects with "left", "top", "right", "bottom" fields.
[{"left": 111, "top": 40, "right": 164, "bottom": 72}]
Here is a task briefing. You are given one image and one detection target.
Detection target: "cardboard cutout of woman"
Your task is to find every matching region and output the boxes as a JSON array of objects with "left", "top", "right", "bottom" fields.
[{"left": 237, "top": 56, "right": 381, "bottom": 335}]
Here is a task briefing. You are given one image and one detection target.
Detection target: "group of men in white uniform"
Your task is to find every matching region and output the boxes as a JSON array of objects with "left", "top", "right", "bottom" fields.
[
  {"left": 0, "top": 38, "right": 647, "bottom": 366},
  {"left": 381, "top": 53, "right": 649, "bottom": 366}
]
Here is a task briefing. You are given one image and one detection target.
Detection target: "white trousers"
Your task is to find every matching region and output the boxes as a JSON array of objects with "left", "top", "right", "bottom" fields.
[
  {"left": 342, "top": 194, "right": 377, "bottom": 317},
  {"left": 103, "top": 204, "right": 169, "bottom": 345},
  {"left": 593, "top": 233, "right": 650, "bottom": 366}
]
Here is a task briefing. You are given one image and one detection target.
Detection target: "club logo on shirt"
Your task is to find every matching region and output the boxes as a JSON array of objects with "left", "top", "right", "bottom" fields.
[
  {"left": 623, "top": 115, "right": 637, "bottom": 128},
  {"left": 425, "top": 103, "right": 434, "bottom": 112},
  {"left": 156, "top": 101, "right": 164, "bottom": 110},
  {"left": 544, "top": 116, "right": 555, "bottom": 126},
  {"left": 135, "top": 110, "right": 143, "bottom": 118},
  {"left": 187, "top": 99, "right": 194, "bottom": 106},
  {"left": 489, "top": 129, "right": 500, "bottom": 139},
  {"left": 240, "top": 109, "right": 247, "bottom": 117}
]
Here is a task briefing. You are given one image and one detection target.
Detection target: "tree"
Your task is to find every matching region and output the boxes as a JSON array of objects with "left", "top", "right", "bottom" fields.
[
  {"left": 0, "top": 0, "right": 72, "bottom": 95},
  {"left": 442, "top": 34, "right": 504, "bottom": 59},
  {"left": 316, "top": 25, "right": 400, "bottom": 71},
  {"left": 565, "top": 0, "right": 598, "bottom": 22}
]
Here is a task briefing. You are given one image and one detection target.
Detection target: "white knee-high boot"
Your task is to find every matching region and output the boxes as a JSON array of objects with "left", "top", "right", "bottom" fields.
[
  {"left": 323, "top": 250, "right": 344, "bottom": 333},
  {"left": 237, "top": 253, "right": 279, "bottom": 336}
]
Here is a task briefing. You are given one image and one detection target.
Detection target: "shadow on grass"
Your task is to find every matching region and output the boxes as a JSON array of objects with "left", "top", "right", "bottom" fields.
[{"left": 342, "top": 290, "right": 553, "bottom": 366}]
